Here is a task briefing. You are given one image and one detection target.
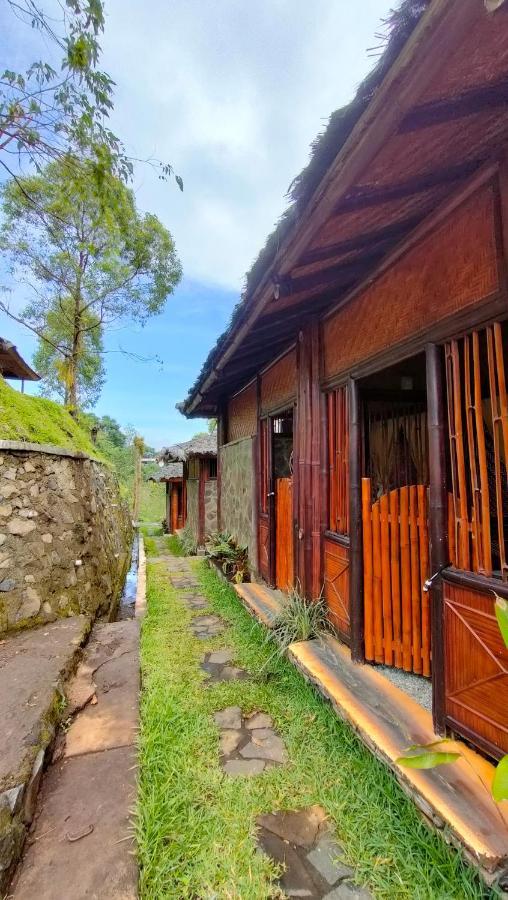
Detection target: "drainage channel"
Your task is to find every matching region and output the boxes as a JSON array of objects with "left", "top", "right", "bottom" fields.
[{"left": 116, "top": 530, "right": 139, "bottom": 620}]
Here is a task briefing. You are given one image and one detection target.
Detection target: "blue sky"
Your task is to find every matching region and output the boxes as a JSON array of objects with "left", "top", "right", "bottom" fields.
[{"left": 2, "top": 0, "right": 389, "bottom": 448}]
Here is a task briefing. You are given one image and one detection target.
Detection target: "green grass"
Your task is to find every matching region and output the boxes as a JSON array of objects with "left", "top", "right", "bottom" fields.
[
  {"left": 0, "top": 375, "right": 100, "bottom": 454},
  {"left": 165, "top": 534, "right": 184, "bottom": 556},
  {"left": 137, "top": 558, "right": 496, "bottom": 900},
  {"left": 139, "top": 479, "right": 166, "bottom": 524}
]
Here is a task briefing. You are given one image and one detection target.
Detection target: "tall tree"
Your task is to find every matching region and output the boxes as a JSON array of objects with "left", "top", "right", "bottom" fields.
[
  {"left": 0, "top": 156, "right": 182, "bottom": 410},
  {"left": 1, "top": 0, "right": 182, "bottom": 189}
]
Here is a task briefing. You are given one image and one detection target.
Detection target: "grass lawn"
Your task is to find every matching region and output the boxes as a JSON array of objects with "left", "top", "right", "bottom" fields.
[
  {"left": 137, "top": 552, "right": 495, "bottom": 900},
  {"left": 139, "top": 479, "right": 166, "bottom": 524}
]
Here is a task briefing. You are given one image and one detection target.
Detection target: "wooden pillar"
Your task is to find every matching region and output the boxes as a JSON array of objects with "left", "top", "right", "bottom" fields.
[
  {"left": 349, "top": 377, "right": 364, "bottom": 662},
  {"left": 296, "top": 321, "right": 323, "bottom": 599},
  {"left": 165, "top": 482, "right": 171, "bottom": 533},
  {"left": 426, "top": 343, "right": 448, "bottom": 734},
  {"left": 217, "top": 404, "right": 226, "bottom": 532}
]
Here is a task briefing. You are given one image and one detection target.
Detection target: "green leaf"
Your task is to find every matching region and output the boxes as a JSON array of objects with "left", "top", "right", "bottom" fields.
[
  {"left": 396, "top": 752, "right": 461, "bottom": 769},
  {"left": 495, "top": 596, "right": 508, "bottom": 649},
  {"left": 492, "top": 755, "right": 508, "bottom": 802},
  {"left": 405, "top": 739, "right": 454, "bottom": 752}
]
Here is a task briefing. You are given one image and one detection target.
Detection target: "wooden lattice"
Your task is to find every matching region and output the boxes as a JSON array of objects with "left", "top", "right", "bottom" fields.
[
  {"left": 260, "top": 349, "right": 297, "bottom": 413},
  {"left": 227, "top": 381, "right": 257, "bottom": 442},
  {"left": 324, "top": 186, "right": 499, "bottom": 380}
]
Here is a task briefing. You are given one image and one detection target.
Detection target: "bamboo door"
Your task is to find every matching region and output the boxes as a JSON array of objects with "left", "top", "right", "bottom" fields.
[
  {"left": 362, "top": 478, "right": 431, "bottom": 675},
  {"left": 171, "top": 484, "right": 179, "bottom": 534},
  {"left": 258, "top": 417, "right": 274, "bottom": 584},
  {"left": 275, "top": 477, "right": 294, "bottom": 591}
]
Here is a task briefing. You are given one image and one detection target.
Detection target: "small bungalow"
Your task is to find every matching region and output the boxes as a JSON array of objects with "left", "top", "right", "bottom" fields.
[
  {"left": 179, "top": 0, "right": 508, "bottom": 879},
  {"left": 0, "top": 338, "right": 39, "bottom": 391},
  {"left": 160, "top": 434, "right": 217, "bottom": 547},
  {"left": 148, "top": 463, "right": 185, "bottom": 534}
]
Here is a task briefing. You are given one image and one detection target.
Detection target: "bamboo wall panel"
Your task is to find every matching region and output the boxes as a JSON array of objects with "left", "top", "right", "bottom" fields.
[
  {"left": 327, "top": 385, "right": 349, "bottom": 535},
  {"left": 261, "top": 349, "right": 297, "bottom": 413},
  {"left": 446, "top": 321, "right": 508, "bottom": 581},
  {"left": 275, "top": 477, "right": 294, "bottom": 591},
  {"left": 362, "top": 478, "right": 431, "bottom": 675},
  {"left": 227, "top": 381, "right": 257, "bottom": 442},
  {"left": 323, "top": 538, "right": 350, "bottom": 640},
  {"left": 444, "top": 582, "right": 508, "bottom": 756},
  {"left": 323, "top": 188, "right": 498, "bottom": 380}
]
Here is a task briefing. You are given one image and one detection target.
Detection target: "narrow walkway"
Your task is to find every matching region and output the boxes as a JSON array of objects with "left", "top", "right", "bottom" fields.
[{"left": 11, "top": 615, "right": 140, "bottom": 899}]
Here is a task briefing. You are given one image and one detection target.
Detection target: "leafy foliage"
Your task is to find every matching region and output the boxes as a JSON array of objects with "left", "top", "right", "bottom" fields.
[
  {"left": 179, "top": 524, "right": 198, "bottom": 556},
  {"left": 267, "top": 586, "right": 330, "bottom": 659},
  {"left": 1, "top": 0, "right": 183, "bottom": 189},
  {"left": 0, "top": 157, "right": 182, "bottom": 409},
  {"left": 205, "top": 531, "right": 249, "bottom": 583}
]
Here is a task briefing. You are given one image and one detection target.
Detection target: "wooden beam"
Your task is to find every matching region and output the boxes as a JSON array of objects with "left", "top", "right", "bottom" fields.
[
  {"left": 426, "top": 343, "right": 448, "bottom": 735},
  {"left": 349, "top": 377, "right": 364, "bottom": 663},
  {"left": 298, "top": 214, "right": 424, "bottom": 266},
  {"left": 399, "top": 78, "right": 508, "bottom": 133},
  {"left": 284, "top": 248, "right": 385, "bottom": 295},
  {"left": 334, "top": 159, "right": 484, "bottom": 214}
]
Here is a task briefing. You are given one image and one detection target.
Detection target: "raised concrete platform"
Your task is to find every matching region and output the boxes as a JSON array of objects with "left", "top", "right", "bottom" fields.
[
  {"left": 289, "top": 636, "right": 508, "bottom": 883},
  {"left": 0, "top": 616, "right": 91, "bottom": 890},
  {"left": 234, "top": 582, "right": 283, "bottom": 627}
]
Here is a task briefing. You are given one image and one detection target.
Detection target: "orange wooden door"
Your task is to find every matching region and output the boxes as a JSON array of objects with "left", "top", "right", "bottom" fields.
[
  {"left": 324, "top": 537, "right": 350, "bottom": 641},
  {"left": 275, "top": 477, "right": 293, "bottom": 591},
  {"left": 171, "top": 485, "right": 179, "bottom": 533},
  {"left": 362, "top": 478, "right": 431, "bottom": 676},
  {"left": 258, "top": 417, "right": 274, "bottom": 584}
]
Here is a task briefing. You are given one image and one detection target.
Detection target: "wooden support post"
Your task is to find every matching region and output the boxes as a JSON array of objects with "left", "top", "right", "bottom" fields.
[
  {"left": 166, "top": 482, "right": 170, "bottom": 533},
  {"left": 349, "top": 377, "right": 364, "bottom": 663},
  {"left": 426, "top": 343, "right": 448, "bottom": 734},
  {"left": 216, "top": 404, "right": 226, "bottom": 532}
]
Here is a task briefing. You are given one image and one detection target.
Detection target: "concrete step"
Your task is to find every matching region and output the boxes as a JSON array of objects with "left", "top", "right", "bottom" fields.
[
  {"left": 0, "top": 616, "right": 90, "bottom": 891},
  {"left": 289, "top": 636, "right": 508, "bottom": 885},
  {"left": 234, "top": 582, "right": 284, "bottom": 628}
]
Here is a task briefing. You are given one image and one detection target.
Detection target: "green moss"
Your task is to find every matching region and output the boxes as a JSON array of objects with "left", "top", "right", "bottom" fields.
[{"left": 0, "top": 376, "right": 101, "bottom": 456}]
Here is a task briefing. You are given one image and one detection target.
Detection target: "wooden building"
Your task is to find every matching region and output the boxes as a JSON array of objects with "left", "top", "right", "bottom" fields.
[
  {"left": 160, "top": 435, "right": 217, "bottom": 546},
  {"left": 0, "top": 338, "right": 39, "bottom": 390},
  {"left": 181, "top": 0, "right": 508, "bottom": 767},
  {"left": 148, "top": 463, "right": 185, "bottom": 534}
]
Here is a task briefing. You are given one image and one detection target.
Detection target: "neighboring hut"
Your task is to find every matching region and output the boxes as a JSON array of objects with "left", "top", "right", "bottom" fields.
[
  {"left": 179, "top": 0, "right": 508, "bottom": 789},
  {"left": 160, "top": 435, "right": 217, "bottom": 546},
  {"left": 0, "top": 338, "right": 39, "bottom": 390},
  {"left": 148, "top": 463, "right": 185, "bottom": 534}
]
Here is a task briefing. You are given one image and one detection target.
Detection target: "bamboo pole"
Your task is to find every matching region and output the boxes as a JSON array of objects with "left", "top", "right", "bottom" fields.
[
  {"left": 400, "top": 485, "right": 412, "bottom": 671},
  {"left": 390, "top": 489, "right": 402, "bottom": 668},
  {"left": 380, "top": 492, "right": 393, "bottom": 666},
  {"left": 362, "top": 478, "right": 374, "bottom": 661},
  {"left": 372, "top": 500, "right": 383, "bottom": 663},
  {"left": 418, "top": 484, "right": 431, "bottom": 677}
]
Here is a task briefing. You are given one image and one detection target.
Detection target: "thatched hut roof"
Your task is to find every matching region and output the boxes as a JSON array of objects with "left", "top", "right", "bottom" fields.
[
  {"left": 148, "top": 463, "right": 183, "bottom": 482},
  {"left": 0, "top": 338, "right": 40, "bottom": 382},
  {"left": 159, "top": 433, "right": 217, "bottom": 463},
  {"left": 180, "top": 0, "right": 430, "bottom": 415}
]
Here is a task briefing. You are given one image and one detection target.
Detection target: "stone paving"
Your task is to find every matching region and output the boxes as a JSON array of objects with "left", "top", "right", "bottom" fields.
[
  {"left": 256, "top": 806, "right": 372, "bottom": 899},
  {"left": 201, "top": 648, "right": 249, "bottom": 683},
  {"left": 214, "top": 707, "right": 287, "bottom": 776},
  {"left": 191, "top": 614, "right": 225, "bottom": 639}
]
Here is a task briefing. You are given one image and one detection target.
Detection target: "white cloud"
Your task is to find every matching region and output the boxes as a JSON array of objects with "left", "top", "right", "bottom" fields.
[{"left": 101, "top": 0, "right": 390, "bottom": 291}]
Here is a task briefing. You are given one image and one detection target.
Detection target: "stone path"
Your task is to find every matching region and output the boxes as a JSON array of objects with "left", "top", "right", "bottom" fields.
[
  {"left": 10, "top": 617, "right": 140, "bottom": 899},
  {"left": 155, "top": 543, "right": 373, "bottom": 899}
]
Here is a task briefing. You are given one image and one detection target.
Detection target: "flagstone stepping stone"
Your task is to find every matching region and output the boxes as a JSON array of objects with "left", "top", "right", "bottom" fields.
[
  {"left": 201, "top": 649, "right": 248, "bottom": 683},
  {"left": 245, "top": 712, "right": 273, "bottom": 730},
  {"left": 191, "top": 615, "right": 225, "bottom": 639},
  {"left": 181, "top": 596, "right": 208, "bottom": 610},
  {"left": 255, "top": 806, "right": 369, "bottom": 899},
  {"left": 215, "top": 707, "right": 287, "bottom": 775}
]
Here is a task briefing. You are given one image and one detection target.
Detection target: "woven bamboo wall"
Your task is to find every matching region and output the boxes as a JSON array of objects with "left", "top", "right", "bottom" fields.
[
  {"left": 323, "top": 186, "right": 499, "bottom": 381},
  {"left": 227, "top": 381, "right": 257, "bottom": 442},
  {"left": 260, "top": 349, "right": 297, "bottom": 413}
]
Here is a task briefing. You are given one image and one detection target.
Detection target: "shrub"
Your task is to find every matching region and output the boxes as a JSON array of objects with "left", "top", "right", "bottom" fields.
[
  {"left": 179, "top": 524, "right": 197, "bottom": 556},
  {"left": 205, "top": 531, "right": 250, "bottom": 583},
  {"left": 267, "top": 585, "right": 330, "bottom": 659}
]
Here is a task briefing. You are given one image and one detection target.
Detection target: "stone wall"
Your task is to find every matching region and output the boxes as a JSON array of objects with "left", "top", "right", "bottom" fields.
[
  {"left": 0, "top": 443, "right": 132, "bottom": 634},
  {"left": 204, "top": 479, "right": 217, "bottom": 538},
  {"left": 219, "top": 438, "right": 257, "bottom": 570},
  {"left": 186, "top": 479, "right": 199, "bottom": 545}
]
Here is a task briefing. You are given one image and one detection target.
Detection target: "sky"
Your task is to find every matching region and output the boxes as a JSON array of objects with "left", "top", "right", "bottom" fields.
[{"left": 2, "top": 0, "right": 390, "bottom": 448}]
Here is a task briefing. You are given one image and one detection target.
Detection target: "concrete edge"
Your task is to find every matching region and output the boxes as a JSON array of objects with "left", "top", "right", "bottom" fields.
[
  {"left": 0, "top": 440, "right": 102, "bottom": 463},
  {"left": 135, "top": 535, "right": 147, "bottom": 619}
]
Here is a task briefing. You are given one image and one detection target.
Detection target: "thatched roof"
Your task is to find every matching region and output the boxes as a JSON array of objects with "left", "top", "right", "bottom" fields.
[
  {"left": 180, "top": 0, "right": 430, "bottom": 415},
  {"left": 0, "top": 338, "right": 40, "bottom": 382},
  {"left": 160, "top": 433, "right": 217, "bottom": 463},
  {"left": 148, "top": 462, "right": 183, "bottom": 482}
]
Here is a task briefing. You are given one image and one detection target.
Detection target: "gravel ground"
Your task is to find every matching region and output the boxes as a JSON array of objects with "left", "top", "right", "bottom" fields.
[{"left": 375, "top": 665, "right": 432, "bottom": 712}]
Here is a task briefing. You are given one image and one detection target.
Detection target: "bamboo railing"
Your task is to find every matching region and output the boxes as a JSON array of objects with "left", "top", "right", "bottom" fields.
[{"left": 362, "top": 478, "right": 431, "bottom": 676}]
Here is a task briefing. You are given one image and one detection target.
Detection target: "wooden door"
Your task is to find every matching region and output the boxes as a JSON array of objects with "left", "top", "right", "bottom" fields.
[
  {"left": 362, "top": 478, "right": 431, "bottom": 675},
  {"left": 171, "top": 484, "right": 179, "bottom": 534},
  {"left": 275, "top": 477, "right": 293, "bottom": 591},
  {"left": 258, "top": 417, "right": 274, "bottom": 584},
  {"left": 324, "top": 537, "right": 350, "bottom": 641}
]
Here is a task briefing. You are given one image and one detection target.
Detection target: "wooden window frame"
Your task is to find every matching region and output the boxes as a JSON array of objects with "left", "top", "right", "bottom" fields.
[{"left": 326, "top": 384, "right": 350, "bottom": 537}]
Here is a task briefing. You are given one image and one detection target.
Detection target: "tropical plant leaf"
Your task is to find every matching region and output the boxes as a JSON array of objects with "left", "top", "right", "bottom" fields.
[
  {"left": 404, "top": 738, "right": 454, "bottom": 752},
  {"left": 495, "top": 596, "right": 508, "bottom": 650},
  {"left": 492, "top": 755, "right": 508, "bottom": 802},
  {"left": 396, "top": 751, "right": 461, "bottom": 769}
]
